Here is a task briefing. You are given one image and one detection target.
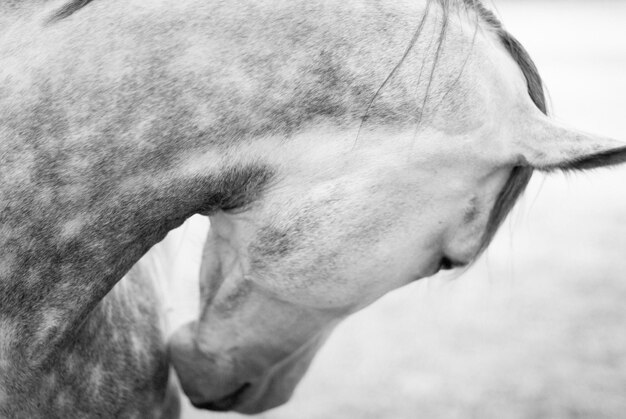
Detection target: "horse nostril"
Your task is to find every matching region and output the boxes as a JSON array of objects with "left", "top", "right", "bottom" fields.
[{"left": 192, "top": 383, "right": 251, "bottom": 411}]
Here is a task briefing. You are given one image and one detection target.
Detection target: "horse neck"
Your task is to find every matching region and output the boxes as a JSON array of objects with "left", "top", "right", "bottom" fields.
[
  {"left": 2, "top": 216, "right": 209, "bottom": 418},
  {"left": 13, "top": 268, "right": 175, "bottom": 419},
  {"left": 0, "top": 110, "right": 261, "bottom": 383},
  {"left": 0, "top": 9, "right": 278, "bottom": 407}
]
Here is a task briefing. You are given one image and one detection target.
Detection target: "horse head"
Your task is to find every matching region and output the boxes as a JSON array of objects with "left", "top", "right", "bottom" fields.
[{"left": 165, "top": 1, "right": 626, "bottom": 413}]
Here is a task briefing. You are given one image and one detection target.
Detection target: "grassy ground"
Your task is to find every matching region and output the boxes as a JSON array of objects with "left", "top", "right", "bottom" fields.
[{"left": 183, "top": 2, "right": 626, "bottom": 418}]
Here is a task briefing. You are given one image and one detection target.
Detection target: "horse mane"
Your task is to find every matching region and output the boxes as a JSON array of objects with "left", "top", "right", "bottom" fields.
[
  {"left": 48, "top": 0, "right": 95, "bottom": 22},
  {"left": 420, "top": 3, "right": 541, "bottom": 256},
  {"left": 469, "top": 1, "right": 547, "bottom": 252}
]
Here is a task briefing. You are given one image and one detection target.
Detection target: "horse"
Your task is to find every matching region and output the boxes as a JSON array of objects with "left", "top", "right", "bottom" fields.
[{"left": 1, "top": 0, "right": 625, "bottom": 417}]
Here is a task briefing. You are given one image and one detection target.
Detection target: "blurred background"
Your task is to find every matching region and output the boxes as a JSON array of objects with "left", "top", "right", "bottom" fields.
[{"left": 185, "top": 1, "right": 626, "bottom": 418}]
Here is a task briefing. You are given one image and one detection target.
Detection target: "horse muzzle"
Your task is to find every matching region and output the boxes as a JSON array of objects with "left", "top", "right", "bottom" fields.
[{"left": 168, "top": 321, "right": 319, "bottom": 414}]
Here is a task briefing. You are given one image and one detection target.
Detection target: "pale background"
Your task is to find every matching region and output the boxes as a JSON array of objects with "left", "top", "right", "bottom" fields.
[{"left": 183, "top": 2, "right": 626, "bottom": 418}]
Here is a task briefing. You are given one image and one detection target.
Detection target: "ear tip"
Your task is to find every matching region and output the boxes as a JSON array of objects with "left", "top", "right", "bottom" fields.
[
  {"left": 566, "top": 145, "right": 626, "bottom": 171},
  {"left": 534, "top": 144, "right": 626, "bottom": 172}
]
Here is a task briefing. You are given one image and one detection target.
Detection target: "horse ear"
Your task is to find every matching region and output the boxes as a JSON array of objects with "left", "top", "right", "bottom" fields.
[{"left": 514, "top": 114, "right": 626, "bottom": 171}]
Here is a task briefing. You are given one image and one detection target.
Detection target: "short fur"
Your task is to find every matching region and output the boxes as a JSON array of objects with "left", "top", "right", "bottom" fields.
[{"left": 0, "top": 0, "right": 591, "bottom": 417}]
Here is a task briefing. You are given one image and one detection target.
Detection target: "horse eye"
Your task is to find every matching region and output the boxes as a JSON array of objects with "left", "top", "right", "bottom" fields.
[
  {"left": 439, "top": 256, "right": 469, "bottom": 271},
  {"left": 439, "top": 256, "right": 455, "bottom": 271}
]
